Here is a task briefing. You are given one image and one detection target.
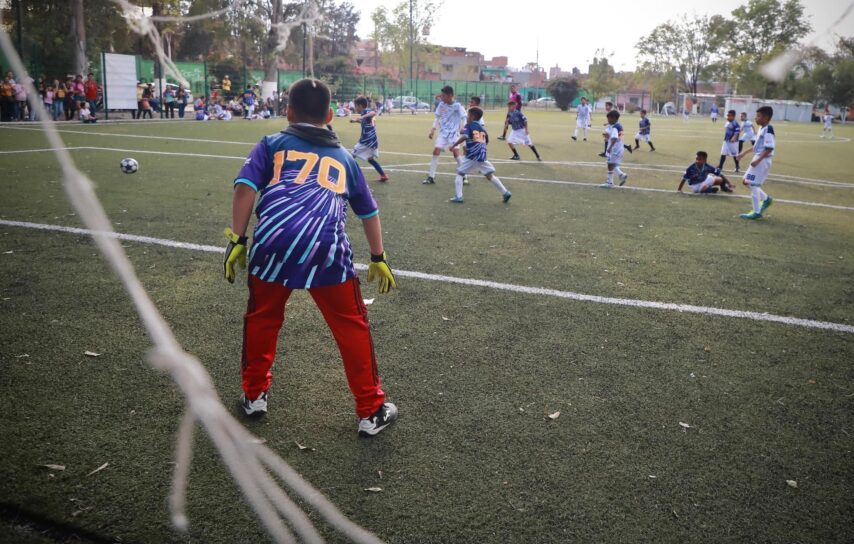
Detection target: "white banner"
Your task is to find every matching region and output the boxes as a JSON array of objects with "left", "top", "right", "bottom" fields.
[{"left": 103, "top": 53, "right": 138, "bottom": 110}]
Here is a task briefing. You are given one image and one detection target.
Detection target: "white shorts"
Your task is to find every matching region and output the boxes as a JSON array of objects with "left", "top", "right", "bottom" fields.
[
  {"left": 635, "top": 132, "right": 650, "bottom": 142},
  {"left": 607, "top": 147, "right": 624, "bottom": 165},
  {"left": 744, "top": 158, "right": 772, "bottom": 186},
  {"left": 824, "top": 122, "right": 832, "bottom": 129},
  {"left": 246, "top": 104, "right": 255, "bottom": 115},
  {"left": 691, "top": 174, "right": 716, "bottom": 193},
  {"left": 435, "top": 132, "right": 460, "bottom": 151},
  {"left": 711, "top": 112, "right": 718, "bottom": 120},
  {"left": 457, "top": 158, "right": 496, "bottom": 176},
  {"left": 353, "top": 142, "right": 379, "bottom": 161},
  {"left": 576, "top": 118, "right": 590, "bottom": 128},
  {"left": 721, "top": 141, "right": 738, "bottom": 156},
  {"left": 507, "top": 128, "right": 532, "bottom": 145}
]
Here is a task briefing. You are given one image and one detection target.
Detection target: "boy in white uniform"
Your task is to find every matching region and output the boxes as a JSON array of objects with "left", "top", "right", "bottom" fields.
[
  {"left": 738, "top": 112, "right": 755, "bottom": 154},
  {"left": 736, "top": 106, "right": 776, "bottom": 220},
  {"left": 821, "top": 112, "right": 834, "bottom": 139},
  {"left": 572, "top": 97, "right": 592, "bottom": 141},
  {"left": 424, "top": 85, "right": 467, "bottom": 185},
  {"left": 599, "top": 110, "right": 628, "bottom": 188},
  {"left": 718, "top": 109, "right": 741, "bottom": 172}
]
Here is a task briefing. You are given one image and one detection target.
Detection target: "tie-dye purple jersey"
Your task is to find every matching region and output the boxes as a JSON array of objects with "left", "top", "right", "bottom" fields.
[{"left": 234, "top": 126, "right": 378, "bottom": 288}]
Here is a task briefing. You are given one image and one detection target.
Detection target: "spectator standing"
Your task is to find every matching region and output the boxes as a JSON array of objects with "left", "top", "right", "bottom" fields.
[
  {"left": 0, "top": 73, "right": 14, "bottom": 122},
  {"left": 177, "top": 86, "right": 188, "bottom": 119},
  {"left": 84, "top": 73, "right": 99, "bottom": 114},
  {"left": 53, "top": 80, "right": 65, "bottom": 121},
  {"left": 163, "top": 85, "right": 176, "bottom": 118},
  {"left": 13, "top": 79, "right": 27, "bottom": 121}
]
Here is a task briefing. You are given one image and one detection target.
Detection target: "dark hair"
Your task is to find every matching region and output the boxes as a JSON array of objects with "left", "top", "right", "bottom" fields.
[
  {"left": 756, "top": 105, "right": 773, "bottom": 119},
  {"left": 288, "top": 79, "right": 331, "bottom": 123},
  {"left": 354, "top": 96, "right": 368, "bottom": 108},
  {"left": 727, "top": 109, "right": 736, "bottom": 116},
  {"left": 468, "top": 107, "right": 484, "bottom": 121},
  {"left": 696, "top": 151, "right": 708, "bottom": 159},
  {"left": 605, "top": 101, "right": 613, "bottom": 107},
  {"left": 640, "top": 109, "right": 647, "bottom": 114},
  {"left": 606, "top": 110, "right": 620, "bottom": 120},
  {"left": 441, "top": 85, "right": 454, "bottom": 96},
  {"left": 469, "top": 96, "right": 481, "bottom": 105}
]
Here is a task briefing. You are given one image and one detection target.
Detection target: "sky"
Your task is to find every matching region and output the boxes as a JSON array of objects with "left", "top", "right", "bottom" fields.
[{"left": 352, "top": 0, "right": 854, "bottom": 73}]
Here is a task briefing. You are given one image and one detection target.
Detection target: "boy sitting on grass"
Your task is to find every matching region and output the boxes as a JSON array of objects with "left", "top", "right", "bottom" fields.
[{"left": 677, "top": 151, "right": 734, "bottom": 194}]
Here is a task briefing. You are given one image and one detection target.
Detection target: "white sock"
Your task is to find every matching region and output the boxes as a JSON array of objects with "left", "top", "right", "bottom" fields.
[
  {"left": 573, "top": 127, "right": 579, "bottom": 138},
  {"left": 429, "top": 155, "right": 439, "bottom": 177},
  {"left": 455, "top": 155, "right": 463, "bottom": 168},
  {"left": 489, "top": 175, "right": 508, "bottom": 194},
  {"left": 582, "top": 127, "right": 588, "bottom": 138},
  {"left": 454, "top": 174, "right": 464, "bottom": 198},
  {"left": 751, "top": 186, "right": 762, "bottom": 212},
  {"left": 607, "top": 171, "right": 614, "bottom": 185},
  {"left": 615, "top": 167, "right": 625, "bottom": 176}
]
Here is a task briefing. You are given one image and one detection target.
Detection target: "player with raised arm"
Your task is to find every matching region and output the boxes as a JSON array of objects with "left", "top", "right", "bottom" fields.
[
  {"left": 424, "top": 85, "right": 467, "bottom": 185},
  {"left": 223, "top": 78, "right": 398, "bottom": 436},
  {"left": 449, "top": 107, "right": 511, "bottom": 204},
  {"left": 572, "top": 96, "right": 592, "bottom": 141},
  {"left": 349, "top": 96, "right": 388, "bottom": 182},
  {"left": 736, "top": 106, "right": 776, "bottom": 220}
]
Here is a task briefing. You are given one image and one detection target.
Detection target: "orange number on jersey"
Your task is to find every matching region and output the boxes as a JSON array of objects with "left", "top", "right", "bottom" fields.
[
  {"left": 270, "top": 150, "right": 285, "bottom": 186},
  {"left": 317, "top": 156, "right": 346, "bottom": 194},
  {"left": 287, "top": 151, "right": 320, "bottom": 184},
  {"left": 269, "top": 150, "right": 345, "bottom": 194}
]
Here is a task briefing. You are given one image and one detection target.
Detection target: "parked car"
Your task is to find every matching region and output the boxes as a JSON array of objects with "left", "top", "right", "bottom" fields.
[
  {"left": 527, "top": 97, "right": 556, "bottom": 108},
  {"left": 391, "top": 96, "right": 432, "bottom": 111}
]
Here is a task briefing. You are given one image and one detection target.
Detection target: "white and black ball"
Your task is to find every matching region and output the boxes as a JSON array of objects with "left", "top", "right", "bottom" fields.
[{"left": 120, "top": 158, "right": 139, "bottom": 174}]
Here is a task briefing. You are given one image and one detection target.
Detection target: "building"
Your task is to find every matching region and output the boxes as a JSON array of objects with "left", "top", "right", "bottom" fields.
[
  {"left": 548, "top": 65, "right": 575, "bottom": 80},
  {"left": 511, "top": 67, "right": 547, "bottom": 87},
  {"left": 439, "top": 47, "right": 483, "bottom": 81},
  {"left": 354, "top": 39, "right": 382, "bottom": 75}
]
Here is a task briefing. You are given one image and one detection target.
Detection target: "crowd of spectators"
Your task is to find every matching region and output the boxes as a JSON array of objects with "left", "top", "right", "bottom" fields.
[{"left": 1, "top": 70, "right": 101, "bottom": 123}]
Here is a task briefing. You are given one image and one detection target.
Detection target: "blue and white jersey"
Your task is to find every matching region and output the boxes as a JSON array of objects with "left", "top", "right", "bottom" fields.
[
  {"left": 682, "top": 162, "right": 721, "bottom": 185},
  {"left": 507, "top": 109, "right": 527, "bottom": 131},
  {"left": 576, "top": 103, "right": 592, "bottom": 122},
  {"left": 462, "top": 121, "right": 488, "bottom": 162},
  {"left": 243, "top": 89, "right": 256, "bottom": 106},
  {"left": 434, "top": 101, "right": 467, "bottom": 140},
  {"left": 234, "top": 126, "right": 378, "bottom": 289},
  {"left": 638, "top": 117, "right": 651, "bottom": 135},
  {"left": 613, "top": 122, "right": 624, "bottom": 136},
  {"left": 606, "top": 124, "right": 622, "bottom": 144},
  {"left": 739, "top": 119, "right": 755, "bottom": 141},
  {"left": 358, "top": 109, "right": 379, "bottom": 148},
  {"left": 753, "top": 124, "right": 775, "bottom": 159},
  {"left": 723, "top": 119, "right": 741, "bottom": 141},
  {"left": 710, "top": 105, "right": 719, "bottom": 115}
]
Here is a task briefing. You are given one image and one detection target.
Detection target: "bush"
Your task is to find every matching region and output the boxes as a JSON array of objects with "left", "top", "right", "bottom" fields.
[{"left": 545, "top": 77, "right": 579, "bottom": 111}]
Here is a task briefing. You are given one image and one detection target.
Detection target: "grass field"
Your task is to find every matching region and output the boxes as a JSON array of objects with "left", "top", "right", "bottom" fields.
[{"left": 1, "top": 108, "right": 853, "bottom": 543}]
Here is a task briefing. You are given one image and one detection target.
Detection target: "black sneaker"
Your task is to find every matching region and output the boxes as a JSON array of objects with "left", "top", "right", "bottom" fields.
[
  {"left": 358, "top": 403, "right": 398, "bottom": 437},
  {"left": 571, "top": 136, "right": 577, "bottom": 141},
  {"left": 625, "top": 144, "right": 633, "bottom": 154},
  {"left": 240, "top": 391, "right": 268, "bottom": 417},
  {"left": 721, "top": 184, "right": 733, "bottom": 193},
  {"left": 422, "top": 176, "right": 435, "bottom": 185},
  {"left": 510, "top": 155, "right": 520, "bottom": 160},
  {"left": 598, "top": 152, "right": 607, "bottom": 158},
  {"left": 497, "top": 136, "right": 506, "bottom": 141}
]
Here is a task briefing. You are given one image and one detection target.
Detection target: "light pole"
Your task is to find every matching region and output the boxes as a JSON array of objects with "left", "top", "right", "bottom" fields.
[{"left": 409, "top": 0, "right": 414, "bottom": 91}]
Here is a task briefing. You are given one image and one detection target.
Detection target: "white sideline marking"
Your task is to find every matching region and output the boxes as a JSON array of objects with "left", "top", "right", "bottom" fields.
[
  {"left": 382, "top": 168, "right": 854, "bottom": 212},
  {"left": 0, "top": 147, "right": 79, "bottom": 154},
  {"left": 1, "top": 218, "right": 852, "bottom": 335}
]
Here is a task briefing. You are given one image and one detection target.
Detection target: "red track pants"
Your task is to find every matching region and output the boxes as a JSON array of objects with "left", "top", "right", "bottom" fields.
[{"left": 241, "top": 275, "right": 385, "bottom": 419}]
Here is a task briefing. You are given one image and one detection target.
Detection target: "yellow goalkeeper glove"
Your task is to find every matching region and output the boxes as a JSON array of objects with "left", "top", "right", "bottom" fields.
[
  {"left": 223, "top": 227, "right": 247, "bottom": 283},
  {"left": 367, "top": 252, "right": 397, "bottom": 294}
]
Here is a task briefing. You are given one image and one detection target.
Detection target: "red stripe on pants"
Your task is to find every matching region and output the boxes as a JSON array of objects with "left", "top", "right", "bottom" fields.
[{"left": 242, "top": 275, "right": 385, "bottom": 418}]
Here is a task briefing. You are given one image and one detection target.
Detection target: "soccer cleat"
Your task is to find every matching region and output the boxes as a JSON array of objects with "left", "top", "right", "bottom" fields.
[
  {"left": 721, "top": 184, "right": 733, "bottom": 193},
  {"left": 358, "top": 403, "right": 398, "bottom": 437},
  {"left": 597, "top": 152, "right": 607, "bottom": 158},
  {"left": 240, "top": 391, "right": 268, "bottom": 416},
  {"left": 618, "top": 173, "right": 628, "bottom": 186},
  {"left": 462, "top": 174, "right": 469, "bottom": 185},
  {"left": 571, "top": 136, "right": 577, "bottom": 141},
  {"left": 761, "top": 196, "right": 773, "bottom": 212},
  {"left": 422, "top": 176, "right": 435, "bottom": 185},
  {"left": 497, "top": 136, "right": 506, "bottom": 141},
  {"left": 449, "top": 196, "right": 465, "bottom": 203},
  {"left": 583, "top": 138, "right": 587, "bottom": 141},
  {"left": 378, "top": 174, "right": 389, "bottom": 182},
  {"left": 502, "top": 191, "right": 512, "bottom": 203},
  {"left": 599, "top": 182, "right": 614, "bottom": 188},
  {"left": 625, "top": 144, "right": 633, "bottom": 154},
  {"left": 740, "top": 211, "right": 762, "bottom": 220},
  {"left": 510, "top": 155, "right": 520, "bottom": 160}
]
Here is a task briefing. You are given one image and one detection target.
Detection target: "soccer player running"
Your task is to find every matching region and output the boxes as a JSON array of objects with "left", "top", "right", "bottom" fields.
[
  {"left": 498, "top": 84, "right": 523, "bottom": 140},
  {"left": 349, "top": 96, "right": 389, "bottom": 182},
  {"left": 449, "top": 106, "right": 511, "bottom": 204},
  {"left": 223, "top": 78, "right": 398, "bottom": 436},
  {"left": 736, "top": 106, "right": 776, "bottom": 220},
  {"left": 633, "top": 109, "right": 655, "bottom": 151},
  {"left": 599, "top": 110, "right": 628, "bottom": 188},
  {"left": 504, "top": 101, "right": 542, "bottom": 161},
  {"left": 718, "top": 109, "right": 742, "bottom": 172},
  {"left": 424, "top": 85, "right": 468, "bottom": 185},
  {"left": 821, "top": 111, "right": 834, "bottom": 139},
  {"left": 572, "top": 96, "right": 592, "bottom": 141},
  {"left": 598, "top": 101, "right": 632, "bottom": 157},
  {"left": 677, "top": 151, "right": 734, "bottom": 194}
]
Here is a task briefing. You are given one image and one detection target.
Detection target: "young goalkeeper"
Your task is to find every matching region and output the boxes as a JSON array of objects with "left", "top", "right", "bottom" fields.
[{"left": 223, "top": 78, "right": 398, "bottom": 437}]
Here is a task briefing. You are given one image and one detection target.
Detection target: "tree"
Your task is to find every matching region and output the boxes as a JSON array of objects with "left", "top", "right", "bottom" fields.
[
  {"left": 585, "top": 51, "right": 616, "bottom": 102},
  {"left": 636, "top": 14, "right": 729, "bottom": 95},
  {"left": 370, "top": 0, "right": 439, "bottom": 79},
  {"left": 730, "top": 0, "right": 811, "bottom": 60},
  {"left": 546, "top": 77, "right": 579, "bottom": 111}
]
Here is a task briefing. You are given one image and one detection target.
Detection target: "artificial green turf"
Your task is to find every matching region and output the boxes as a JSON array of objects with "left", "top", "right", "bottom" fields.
[{"left": 1, "top": 111, "right": 852, "bottom": 543}]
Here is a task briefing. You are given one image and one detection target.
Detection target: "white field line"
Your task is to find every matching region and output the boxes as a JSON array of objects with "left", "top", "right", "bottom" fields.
[
  {"left": 0, "top": 147, "right": 79, "bottom": 154},
  {"left": 382, "top": 168, "right": 854, "bottom": 212},
  {"left": 3, "top": 124, "right": 852, "bottom": 188},
  {"left": 1, "top": 218, "right": 851, "bottom": 334}
]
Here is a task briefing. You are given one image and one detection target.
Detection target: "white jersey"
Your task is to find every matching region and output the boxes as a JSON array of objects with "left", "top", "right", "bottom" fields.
[
  {"left": 739, "top": 119, "right": 755, "bottom": 141},
  {"left": 823, "top": 114, "right": 833, "bottom": 128},
  {"left": 576, "top": 103, "right": 592, "bottom": 123},
  {"left": 434, "top": 101, "right": 467, "bottom": 140},
  {"left": 752, "top": 124, "right": 776, "bottom": 163}
]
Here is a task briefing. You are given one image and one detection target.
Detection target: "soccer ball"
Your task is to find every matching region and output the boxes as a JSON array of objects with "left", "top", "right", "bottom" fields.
[{"left": 120, "top": 158, "right": 139, "bottom": 174}]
